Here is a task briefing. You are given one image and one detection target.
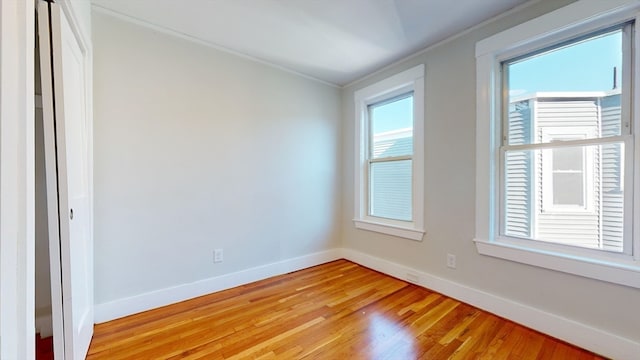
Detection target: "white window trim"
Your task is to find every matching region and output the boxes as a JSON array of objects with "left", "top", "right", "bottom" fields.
[
  {"left": 354, "top": 65, "right": 425, "bottom": 241},
  {"left": 475, "top": 0, "right": 640, "bottom": 288}
]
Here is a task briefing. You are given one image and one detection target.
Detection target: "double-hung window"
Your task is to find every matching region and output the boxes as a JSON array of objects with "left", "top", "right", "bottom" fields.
[
  {"left": 354, "top": 65, "right": 425, "bottom": 241},
  {"left": 475, "top": 0, "right": 640, "bottom": 288}
]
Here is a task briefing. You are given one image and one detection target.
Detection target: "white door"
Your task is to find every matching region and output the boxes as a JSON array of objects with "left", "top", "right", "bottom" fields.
[{"left": 38, "top": 1, "right": 94, "bottom": 359}]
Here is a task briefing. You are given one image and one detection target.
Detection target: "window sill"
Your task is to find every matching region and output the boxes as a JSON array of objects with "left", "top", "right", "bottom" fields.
[
  {"left": 353, "top": 219, "right": 425, "bottom": 241},
  {"left": 473, "top": 238, "right": 640, "bottom": 289}
]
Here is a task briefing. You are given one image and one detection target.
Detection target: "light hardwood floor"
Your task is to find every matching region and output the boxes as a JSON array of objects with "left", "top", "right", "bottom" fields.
[{"left": 88, "top": 260, "right": 604, "bottom": 359}]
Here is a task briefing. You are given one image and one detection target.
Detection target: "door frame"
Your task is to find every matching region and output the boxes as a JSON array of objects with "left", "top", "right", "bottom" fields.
[
  {"left": 0, "top": 0, "right": 35, "bottom": 359},
  {"left": 0, "top": 0, "right": 92, "bottom": 358}
]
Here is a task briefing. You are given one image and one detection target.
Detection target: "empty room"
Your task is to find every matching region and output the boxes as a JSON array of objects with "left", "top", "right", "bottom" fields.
[{"left": 2, "top": 0, "right": 640, "bottom": 359}]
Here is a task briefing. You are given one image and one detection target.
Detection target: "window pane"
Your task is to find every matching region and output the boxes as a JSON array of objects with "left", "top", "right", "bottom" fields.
[
  {"left": 553, "top": 147, "right": 583, "bottom": 171},
  {"left": 369, "top": 160, "right": 412, "bottom": 221},
  {"left": 503, "top": 143, "right": 624, "bottom": 252},
  {"left": 553, "top": 173, "right": 584, "bottom": 206},
  {"left": 552, "top": 146, "right": 584, "bottom": 206},
  {"left": 505, "top": 28, "right": 624, "bottom": 145},
  {"left": 370, "top": 95, "right": 413, "bottom": 159}
]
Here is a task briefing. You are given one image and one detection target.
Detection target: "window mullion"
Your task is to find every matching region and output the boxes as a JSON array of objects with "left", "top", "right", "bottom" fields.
[
  {"left": 369, "top": 155, "right": 412, "bottom": 163},
  {"left": 502, "top": 135, "right": 631, "bottom": 152},
  {"left": 621, "top": 21, "right": 633, "bottom": 135},
  {"left": 501, "top": 63, "right": 509, "bottom": 145}
]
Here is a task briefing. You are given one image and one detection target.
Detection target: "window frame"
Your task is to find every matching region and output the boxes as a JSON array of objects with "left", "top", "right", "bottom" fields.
[
  {"left": 367, "top": 93, "right": 414, "bottom": 221},
  {"left": 475, "top": 0, "right": 640, "bottom": 288},
  {"left": 354, "top": 65, "right": 425, "bottom": 241},
  {"left": 540, "top": 128, "right": 595, "bottom": 213}
]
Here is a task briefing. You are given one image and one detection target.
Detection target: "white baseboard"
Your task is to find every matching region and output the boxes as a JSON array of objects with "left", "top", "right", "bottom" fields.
[
  {"left": 35, "top": 313, "right": 53, "bottom": 338},
  {"left": 340, "top": 248, "right": 640, "bottom": 360},
  {"left": 93, "top": 247, "right": 639, "bottom": 359},
  {"left": 94, "top": 249, "right": 341, "bottom": 323}
]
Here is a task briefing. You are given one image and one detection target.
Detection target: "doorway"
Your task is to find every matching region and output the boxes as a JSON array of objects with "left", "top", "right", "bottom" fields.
[
  {"left": 35, "top": 38, "right": 55, "bottom": 359},
  {"left": 35, "top": 1, "right": 95, "bottom": 359}
]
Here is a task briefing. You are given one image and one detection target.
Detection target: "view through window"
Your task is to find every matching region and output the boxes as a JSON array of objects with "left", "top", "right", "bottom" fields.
[
  {"left": 368, "top": 94, "right": 414, "bottom": 221},
  {"left": 502, "top": 25, "right": 629, "bottom": 252}
]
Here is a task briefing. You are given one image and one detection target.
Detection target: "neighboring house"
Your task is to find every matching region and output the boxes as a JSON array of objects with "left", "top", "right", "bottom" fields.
[
  {"left": 505, "top": 91, "right": 623, "bottom": 251},
  {"left": 370, "top": 128, "right": 413, "bottom": 221}
]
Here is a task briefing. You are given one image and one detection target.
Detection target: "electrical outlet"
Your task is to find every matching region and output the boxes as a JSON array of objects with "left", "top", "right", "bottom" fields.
[
  {"left": 446, "top": 253, "right": 456, "bottom": 269},
  {"left": 214, "top": 249, "right": 223, "bottom": 263}
]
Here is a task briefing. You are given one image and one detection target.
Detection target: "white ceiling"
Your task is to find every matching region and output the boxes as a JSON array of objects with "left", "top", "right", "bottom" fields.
[{"left": 91, "top": 0, "right": 530, "bottom": 86}]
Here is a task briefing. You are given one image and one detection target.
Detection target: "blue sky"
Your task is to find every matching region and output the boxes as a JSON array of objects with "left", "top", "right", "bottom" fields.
[
  {"left": 370, "top": 95, "right": 413, "bottom": 134},
  {"left": 372, "top": 29, "right": 623, "bottom": 133},
  {"left": 508, "top": 29, "right": 622, "bottom": 96}
]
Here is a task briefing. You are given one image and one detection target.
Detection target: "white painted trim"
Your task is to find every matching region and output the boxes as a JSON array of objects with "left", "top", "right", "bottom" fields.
[
  {"left": 0, "top": 0, "right": 35, "bottom": 359},
  {"left": 353, "top": 219, "right": 424, "bottom": 241},
  {"left": 37, "top": 3, "right": 66, "bottom": 358},
  {"left": 94, "top": 249, "right": 342, "bottom": 323},
  {"left": 354, "top": 65, "right": 424, "bottom": 102},
  {"left": 92, "top": 246, "right": 640, "bottom": 358},
  {"left": 58, "top": 0, "right": 92, "bottom": 54},
  {"left": 353, "top": 65, "right": 425, "bottom": 239},
  {"left": 340, "top": 248, "right": 640, "bottom": 360},
  {"left": 475, "top": 0, "right": 640, "bottom": 289},
  {"left": 475, "top": 239, "right": 640, "bottom": 288},
  {"left": 634, "top": 13, "right": 640, "bottom": 263},
  {"left": 476, "top": 0, "right": 640, "bottom": 58},
  {"left": 91, "top": 4, "right": 338, "bottom": 89}
]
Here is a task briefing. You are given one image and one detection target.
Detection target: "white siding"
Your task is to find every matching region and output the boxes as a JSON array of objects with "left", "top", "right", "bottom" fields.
[
  {"left": 600, "top": 94, "right": 623, "bottom": 251},
  {"left": 535, "top": 98, "right": 600, "bottom": 248},
  {"left": 373, "top": 136, "right": 412, "bottom": 158},
  {"left": 370, "top": 134, "right": 413, "bottom": 221},
  {"left": 504, "top": 94, "right": 625, "bottom": 251},
  {"left": 505, "top": 101, "right": 532, "bottom": 238}
]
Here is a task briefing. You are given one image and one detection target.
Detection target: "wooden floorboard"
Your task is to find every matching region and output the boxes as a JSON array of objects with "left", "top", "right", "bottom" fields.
[
  {"left": 36, "top": 333, "right": 54, "bottom": 360},
  {"left": 87, "top": 260, "right": 605, "bottom": 359}
]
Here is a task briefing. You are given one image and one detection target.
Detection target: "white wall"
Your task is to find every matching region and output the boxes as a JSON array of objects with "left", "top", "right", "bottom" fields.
[
  {"left": 341, "top": 0, "right": 639, "bottom": 348},
  {"left": 89, "top": 0, "right": 639, "bottom": 357},
  {"left": 92, "top": 12, "right": 341, "bottom": 308}
]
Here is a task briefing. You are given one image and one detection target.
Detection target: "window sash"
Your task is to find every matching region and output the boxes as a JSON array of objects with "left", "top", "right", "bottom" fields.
[
  {"left": 502, "top": 135, "right": 629, "bottom": 152},
  {"left": 366, "top": 141, "right": 414, "bottom": 221},
  {"left": 367, "top": 92, "right": 414, "bottom": 161},
  {"left": 364, "top": 92, "right": 415, "bottom": 223},
  {"left": 369, "top": 155, "right": 411, "bottom": 163},
  {"left": 500, "top": 21, "right": 634, "bottom": 145},
  {"left": 367, "top": 159, "right": 413, "bottom": 221},
  {"left": 499, "top": 135, "right": 632, "bottom": 252}
]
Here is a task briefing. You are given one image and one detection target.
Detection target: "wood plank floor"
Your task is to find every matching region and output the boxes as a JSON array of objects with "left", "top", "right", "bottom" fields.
[
  {"left": 36, "top": 333, "right": 54, "bottom": 360},
  {"left": 88, "top": 260, "right": 604, "bottom": 359}
]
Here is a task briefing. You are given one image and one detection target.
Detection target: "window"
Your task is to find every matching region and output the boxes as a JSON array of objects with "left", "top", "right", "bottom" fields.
[
  {"left": 540, "top": 129, "right": 595, "bottom": 213},
  {"left": 476, "top": 0, "right": 640, "bottom": 288},
  {"left": 549, "top": 143, "right": 586, "bottom": 207},
  {"left": 354, "top": 65, "right": 425, "bottom": 241},
  {"left": 369, "top": 94, "right": 413, "bottom": 221}
]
